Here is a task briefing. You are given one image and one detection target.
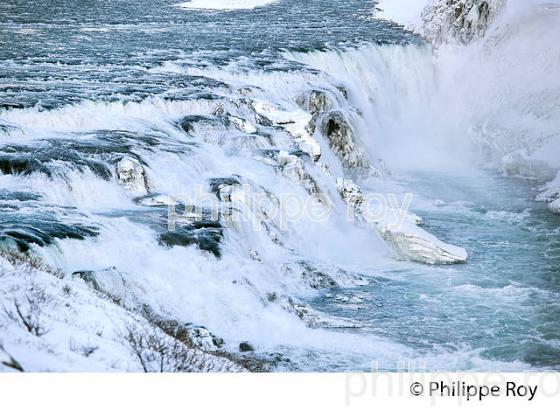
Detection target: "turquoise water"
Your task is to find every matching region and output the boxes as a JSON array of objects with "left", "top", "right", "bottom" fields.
[{"left": 311, "top": 172, "right": 560, "bottom": 369}]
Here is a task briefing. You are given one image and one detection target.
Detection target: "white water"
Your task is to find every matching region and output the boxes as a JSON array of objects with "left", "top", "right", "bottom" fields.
[
  {"left": 1, "top": 0, "right": 559, "bottom": 371},
  {"left": 284, "top": 44, "right": 475, "bottom": 172},
  {"left": 373, "top": 0, "right": 560, "bottom": 173},
  {"left": 1, "top": 41, "right": 543, "bottom": 370}
]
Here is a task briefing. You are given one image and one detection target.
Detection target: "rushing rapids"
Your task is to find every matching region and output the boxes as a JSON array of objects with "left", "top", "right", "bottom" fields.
[{"left": 0, "top": 0, "right": 559, "bottom": 371}]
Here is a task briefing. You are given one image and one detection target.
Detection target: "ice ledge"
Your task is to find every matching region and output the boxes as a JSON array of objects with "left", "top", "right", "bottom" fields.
[
  {"left": 379, "top": 221, "right": 468, "bottom": 265},
  {"left": 336, "top": 178, "right": 468, "bottom": 265}
]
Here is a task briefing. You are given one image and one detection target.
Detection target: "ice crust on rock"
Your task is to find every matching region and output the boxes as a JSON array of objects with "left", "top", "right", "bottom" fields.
[
  {"left": 376, "top": 0, "right": 505, "bottom": 46},
  {"left": 115, "top": 157, "right": 149, "bottom": 196},
  {"left": 549, "top": 198, "right": 560, "bottom": 215},
  {"left": 379, "top": 221, "right": 468, "bottom": 265},
  {"left": 252, "top": 99, "right": 322, "bottom": 161},
  {"left": 336, "top": 178, "right": 467, "bottom": 265},
  {"left": 320, "top": 111, "right": 369, "bottom": 170}
]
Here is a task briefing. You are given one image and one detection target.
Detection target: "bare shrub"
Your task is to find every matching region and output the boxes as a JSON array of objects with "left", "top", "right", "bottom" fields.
[
  {"left": 69, "top": 338, "right": 99, "bottom": 358},
  {"left": 0, "top": 249, "right": 64, "bottom": 279},
  {"left": 0, "top": 343, "right": 24, "bottom": 372},
  {"left": 124, "top": 324, "right": 213, "bottom": 373},
  {"left": 137, "top": 306, "right": 268, "bottom": 372},
  {"left": 4, "top": 286, "right": 50, "bottom": 337}
]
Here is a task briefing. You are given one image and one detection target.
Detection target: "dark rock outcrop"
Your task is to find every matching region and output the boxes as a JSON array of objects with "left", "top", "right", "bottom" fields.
[
  {"left": 159, "top": 219, "right": 223, "bottom": 258},
  {"left": 239, "top": 342, "right": 255, "bottom": 352},
  {"left": 321, "top": 112, "right": 369, "bottom": 170}
]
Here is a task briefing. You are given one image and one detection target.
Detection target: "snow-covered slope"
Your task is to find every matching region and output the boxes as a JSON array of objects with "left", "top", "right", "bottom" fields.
[
  {"left": 375, "top": 0, "right": 431, "bottom": 30},
  {"left": 0, "top": 251, "right": 246, "bottom": 372}
]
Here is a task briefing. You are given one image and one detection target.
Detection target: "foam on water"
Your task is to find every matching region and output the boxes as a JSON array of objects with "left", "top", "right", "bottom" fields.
[{"left": 1, "top": 0, "right": 559, "bottom": 371}]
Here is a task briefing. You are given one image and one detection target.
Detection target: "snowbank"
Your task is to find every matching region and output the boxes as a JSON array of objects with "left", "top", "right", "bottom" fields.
[
  {"left": 536, "top": 170, "right": 560, "bottom": 214},
  {"left": 176, "top": 0, "right": 277, "bottom": 10},
  {"left": 0, "top": 251, "right": 245, "bottom": 372},
  {"left": 375, "top": 0, "right": 430, "bottom": 30}
]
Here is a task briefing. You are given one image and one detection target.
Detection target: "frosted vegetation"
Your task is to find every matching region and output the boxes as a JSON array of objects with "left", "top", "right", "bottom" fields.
[{"left": 0, "top": 250, "right": 249, "bottom": 372}]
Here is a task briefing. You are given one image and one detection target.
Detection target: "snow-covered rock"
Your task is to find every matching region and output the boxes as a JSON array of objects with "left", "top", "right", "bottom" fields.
[
  {"left": 422, "top": 0, "right": 505, "bottom": 45},
  {"left": 501, "top": 152, "right": 560, "bottom": 216},
  {"left": 320, "top": 111, "right": 369, "bottom": 170},
  {"left": 336, "top": 178, "right": 467, "bottom": 264},
  {"left": 298, "top": 90, "right": 368, "bottom": 169},
  {"left": 377, "top": 0, "right": 505, "bottom": 45},
  {"left": 297, "top": 89, "right": 334, "bottom": 117},
  {"left": 549, "top": 198, "right": 560, "bottom": 215},
  {"left": 274, "top": 151, "right": 320, "bottom": 195},
  {"left": 209, "top": 176, "right": 247, "bottom": 203},
  {"left": 252, "top": 99, "right": 321, "bottom": 161},
  {"left": 536, "top": 188, "right": 560, "bottom": 204},
  {"left": 184, "top": 325, "right": 224, "bottom": 352},
  {"left": 336, "top": 178, "right": 365, "bottom": 212},
  {"left": 229, "top": 115, "right": 257, "bottom": 134},
  {"left": 136, "top": 193, "right": 177, "bottom": 207},
  {"left": 281, "top": 261, "right": 337, "bottom": 290},
  {"left": 407, "top": 212, "right": 424, "bottom": 225},
  {"left": 249, "top": 249, "right": 262, "bottom": 262},
  {"left": 279, "top": 296, "right": 362, "bottom": 329},
  {"left": 501, "top": 152, "right": 557, "bottom": 181},
  {"left": 115, "top": 157, "right": 149, "bottom": 196},
  {"left": 536, "top": 171, "right": 560, "bottom": 204},
  {"left": 379, "top": 221, "right": 468, "bottom": 265}
]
